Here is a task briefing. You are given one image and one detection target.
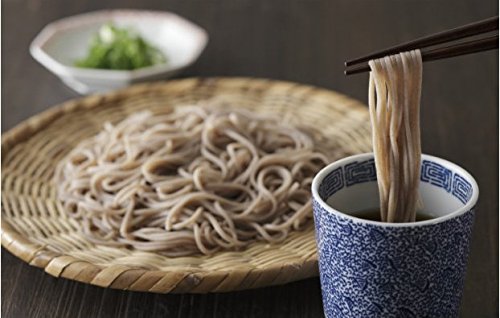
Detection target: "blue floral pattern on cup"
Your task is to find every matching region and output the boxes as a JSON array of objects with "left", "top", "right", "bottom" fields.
[{"left": 313, "top": 201, "right": 474, "bottom": 318}]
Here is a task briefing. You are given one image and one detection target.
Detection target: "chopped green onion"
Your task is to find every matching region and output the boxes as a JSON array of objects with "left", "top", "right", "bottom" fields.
[{"left": 75, "top": 23, "right": 167, "bottom": 70}]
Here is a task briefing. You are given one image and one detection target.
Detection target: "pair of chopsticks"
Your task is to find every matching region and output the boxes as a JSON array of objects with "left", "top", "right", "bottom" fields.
[{"left": 345, "top": 16, "right": 499, "bottom": 75}]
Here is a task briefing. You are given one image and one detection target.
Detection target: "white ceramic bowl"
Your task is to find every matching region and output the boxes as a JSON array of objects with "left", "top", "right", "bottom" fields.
[{"left": 30, "top": 10, "right": 209, "bottom": 94}]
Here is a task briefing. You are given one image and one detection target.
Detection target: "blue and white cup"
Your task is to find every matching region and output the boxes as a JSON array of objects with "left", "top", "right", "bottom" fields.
[{"left": 311, "top": 153, "right": 478, "bottom": 318}]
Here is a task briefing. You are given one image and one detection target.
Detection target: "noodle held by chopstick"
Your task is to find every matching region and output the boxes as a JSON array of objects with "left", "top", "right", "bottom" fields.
[{"left": 368, "top": 50, "right": 423, "bottom": 222}]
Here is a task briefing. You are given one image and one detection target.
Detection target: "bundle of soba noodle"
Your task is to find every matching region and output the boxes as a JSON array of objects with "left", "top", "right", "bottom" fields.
[
  {"left": 55, "top": 106, "right": 329, "bottom": 256},
  {"left": 368, "top": 50, "right": 423, "bottom": 222}
]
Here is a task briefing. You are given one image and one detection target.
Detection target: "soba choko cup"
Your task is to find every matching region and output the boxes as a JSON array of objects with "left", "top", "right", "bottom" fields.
[{"left": 311, "top": 153, "right": 478, "bottom": 318}]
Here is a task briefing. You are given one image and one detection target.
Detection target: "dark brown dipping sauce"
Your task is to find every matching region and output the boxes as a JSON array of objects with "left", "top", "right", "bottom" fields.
[{"left": 353, "top": 209, "right": 435, "bottom": 222}]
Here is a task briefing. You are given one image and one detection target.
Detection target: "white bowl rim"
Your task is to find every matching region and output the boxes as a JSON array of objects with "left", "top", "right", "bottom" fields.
[
  {"left": 311, "top": 153, "right": 479, "bottom": 228},
  {"left": 29, "top": 9, "right": 209, "bottom": 80}
]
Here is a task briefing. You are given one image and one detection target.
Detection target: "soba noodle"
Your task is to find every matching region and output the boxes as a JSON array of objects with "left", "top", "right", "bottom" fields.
[
  {"left": 56, "top": 106, "right": 329, "bottom": 256},
  {"left": 368, "top": 50, "right": 423, "bottom": 222}
]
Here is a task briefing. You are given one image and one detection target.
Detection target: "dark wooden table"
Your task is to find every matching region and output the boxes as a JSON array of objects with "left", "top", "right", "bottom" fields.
[{"left": 2, "top": 0, "right": 498, "bottom": 317}]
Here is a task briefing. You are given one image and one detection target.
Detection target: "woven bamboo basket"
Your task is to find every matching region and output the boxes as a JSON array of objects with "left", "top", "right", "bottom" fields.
[{"left": 1, "top": 77, "right": 371, "bottom": 293}]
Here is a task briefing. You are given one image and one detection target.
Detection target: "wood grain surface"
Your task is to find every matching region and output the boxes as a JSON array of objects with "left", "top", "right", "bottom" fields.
[{"left": 2, "top": 0, "right": 498, "bottom": 317}]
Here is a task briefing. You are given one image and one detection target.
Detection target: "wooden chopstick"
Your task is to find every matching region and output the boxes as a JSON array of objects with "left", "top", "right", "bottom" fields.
[
  {"left": 345, "top": 34, "right": 499, "bottom": 75},
  {"left": 345, "top": 16, "right": 498, "bottom": 67}
]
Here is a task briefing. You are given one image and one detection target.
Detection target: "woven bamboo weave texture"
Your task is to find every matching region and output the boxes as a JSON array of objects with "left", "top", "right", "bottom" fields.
[{"left": 1, "top": 78, "right": 372, "bottom": 293}]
